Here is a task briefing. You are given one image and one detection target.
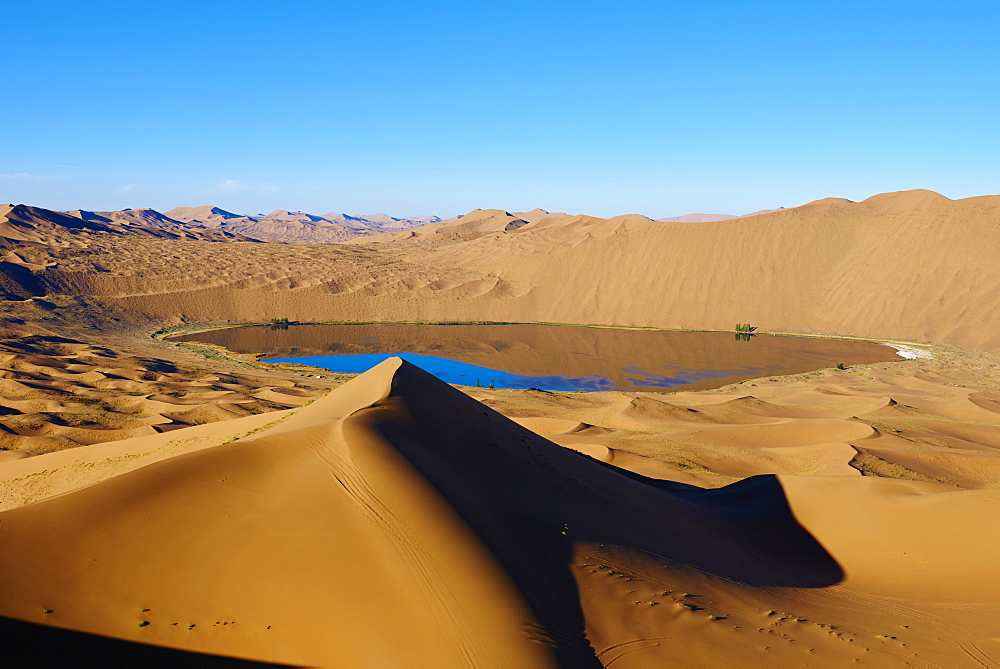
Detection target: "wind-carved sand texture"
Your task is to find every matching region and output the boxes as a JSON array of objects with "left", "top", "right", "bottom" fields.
[
  {"left": 0, "top": 334, "right": 327, "bottom": 456},
  {"left": 0, "top": 358, "right": 999, "bottom": 666},
  {"left": 0, "top": 189, "right": 999, "bottom": 665},
  {"left": 2, "top": 189, "right": 993, "bottom": 350}
]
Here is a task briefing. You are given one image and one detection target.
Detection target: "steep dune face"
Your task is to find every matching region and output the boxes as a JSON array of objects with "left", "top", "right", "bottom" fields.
[
  {"left": 92, "top": 208, "right": 186, "bottom": 228},
  {"left": 164, "top": 207, "right": 431, "bottom": 241},
  {"left": 9, "top": 189, "right": 1000, "bottom": 351},
  {"left": 412, "top": 190, "right": 1000, "bottom": 350},
  {"left": 76, "top": 208, "right": 255, "bottom": 241},
  {"left": 2, "top": 359, "right": 998, "bottom": 666},
  {"left": 0, "top": 361, "right": 558, "bottom": 666},
  {"left": 1, "top": 204, "right": 116, "bottom": 244},
  {"left": 515, "top": 208, "right": 569, "bottom": 223},
  {"left": 0, "top": 205, "right": 251, "bottom": 244},
  {"left": 358, "top": 208, "right": 531, "bottom": 242},
  {"left": 164, "top": 205, "right": 244, "bottom": 226}
]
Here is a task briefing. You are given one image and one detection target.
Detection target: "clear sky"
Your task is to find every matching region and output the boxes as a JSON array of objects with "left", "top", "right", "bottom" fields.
[{"left": 3, "top": 0, "right": 997, "bottom": 218}]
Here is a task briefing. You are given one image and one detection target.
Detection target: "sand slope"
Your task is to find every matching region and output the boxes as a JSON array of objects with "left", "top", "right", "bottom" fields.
[
  {"left": 2, "top": 358, "right": 999, "bottom": 666},
  {"left": 0, "top": 333, "right": 326, "bottom": 456},
  {"left": 164, "top": 206, "right": 431, "bottom": 243},
  {"left": 17, "top": 188, "right": 997, "bottom": 352}
]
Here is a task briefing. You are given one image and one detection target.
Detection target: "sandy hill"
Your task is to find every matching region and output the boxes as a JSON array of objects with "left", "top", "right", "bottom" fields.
[
  {"left": 740, "top": 206, "right": 786, "bottom": 218},
  {"left": 2, "top": 204, "right": 245, "bottom": 246},
  {"left": 1, "top": 203, "right": 116, "bottom": 244},
  {"left": 80, "top": 209, "right": 253, "bottom": 242},
  {"left": 13, "top": 189, "right": 998, "bottom": 352},
  {"left": 340, "top": 213, "right": 435, "bottom": 230},
  {"left": 91, "top": 208, "right": 186, "bottom": 228},
  {"left": 655, "top": 208, "right": 785, "bottom": 222},
  {"left": 164, "top": 205, "right": 243, "bottom": 225},
  {"left": 607, "top": 213, "right": 653, "bottom": 222},
  {"left": 402, "top": 214, "right": 443, "bottom": 226},
  {"left": 64, "top": 207, "right": 253, "bottom": 240},
  {"left": 435, "top": 208, "right": 530, "bottom": 235},
  {"left": 352, "top": 212, "right": 399, "bottom": 225},
  {"left": 656, "top": 213, "right": 737, "bottom": 222},
  {"left": 260, "top": 209, "right": 340, "bottom": 225},
  {"left": 514, "top": 208, "right": 570, "bottom": 223},
  {"left": 163, "top": 207, "right": 434, "bottom": 243},
  {"left": 860, "top": 188, "right": 949, "bottom": 214},
  {"left": 169, "top": 206, "right": 366, "bottom": 242},
  {"left": 358, "top": 208, "right": 531, "bottom": 243},
  {"left": 1, "top": 358, "right": 998, "bottom": 665},
  {"left": 2, "top": 187, "right": 1000, "bottom": 665},
  {"left": 0, "top": 332, "right": 326, "bottom": 456},
  {"left": 201, "top": 211, "right": 362, "bottom": 244}
]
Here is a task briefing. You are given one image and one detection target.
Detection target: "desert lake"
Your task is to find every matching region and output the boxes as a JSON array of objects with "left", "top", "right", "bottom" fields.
[{"left": 172, "top": 323, "right": 902, "bottom": 392}]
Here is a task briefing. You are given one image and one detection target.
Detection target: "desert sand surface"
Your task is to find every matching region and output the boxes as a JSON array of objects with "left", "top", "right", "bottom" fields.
[
  {"left": 163, "top": 205, "right": 435, "bottom": 243},
  {"left": 0, "top": 331, "right": 329, "bottom": 456},
  {"left": 0, "top": 188, "right": 999, "bottom": 665},
  {"left": 6, "top": 188, "right": 993, "bottom": 351},
  {"left": 1, "top": 355, "right": 999, "bottom": 666}
]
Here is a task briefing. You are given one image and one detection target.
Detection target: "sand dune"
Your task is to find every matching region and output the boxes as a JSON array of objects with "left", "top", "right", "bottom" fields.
[
  {"left": 70, "top": 208, "right": 255, "bottom": 242},
  {"left": 164, "top": 206, "right": 432, "bottom": 243},
  {"left": 164, "top": 205, "right": 243, "bottom": 224},
  {"left": 0, "top": 203, "right": 252, "bottom": 247},
  {"left": 655, "top": 212, "right": 737, "bottom": 222},
  {"left": 1, "top": 188, "right": 1000, "bottom": 664},
  {"left": 358, "top": 208, "right": 532, "bottom": 242},
  {"left": 2, "top": 358, "right": 998, "bottom": 666},
  {"left": 514, "top": 208, "right": 569, "bottom": 223},
  {"left": 0, "top": 333, "right": 327, "bottom": 456},
  {"left": 655, "top": 208, "right": 785, "bottom": 222},
  {"left": 13, "top": 188, "right": 995, "bottom": 352}
]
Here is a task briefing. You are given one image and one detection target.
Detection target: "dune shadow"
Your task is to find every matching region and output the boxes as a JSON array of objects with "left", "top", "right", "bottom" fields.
[
  {"left": 0, "top": 616, "right": 289, "bottom": 668},
  {"left": 585, "top": 460, "right": 845, "bottom": 587},
  {"left": 0, "top": 261, "right": 46, "bottom": 300},
  {"left": 362, "top": 360, "right": 845, "bottom": 666}
]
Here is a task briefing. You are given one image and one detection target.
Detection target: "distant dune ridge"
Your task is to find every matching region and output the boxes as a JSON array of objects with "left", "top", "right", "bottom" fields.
[
  {"left": 164, "top": 205, "right": 439, "bottom": 243},
  {"left": 0, "top": 188, "right": 996, "bottom": 350},
  {"left": 654, "top": 208, "right": 786, "bottom": 222},
  {"left": 5, "top": 188, "right": 991, "bottom": 350}
]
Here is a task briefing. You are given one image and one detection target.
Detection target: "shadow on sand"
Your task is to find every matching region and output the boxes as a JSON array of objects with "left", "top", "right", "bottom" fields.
[
  {"left": 0, "top": 616, "right": 289, "bottom": 668},
  {"left": 362, "top": 361, "right": 844, "bottom": 667}
]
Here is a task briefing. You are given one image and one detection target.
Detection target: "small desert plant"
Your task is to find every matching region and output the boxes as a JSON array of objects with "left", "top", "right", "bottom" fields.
[
  {"left": 734, "top": 323, "right": 758, "bottom": 341},
  {"left": 836, "top": 363, "right": 847, "bottom": 370}
]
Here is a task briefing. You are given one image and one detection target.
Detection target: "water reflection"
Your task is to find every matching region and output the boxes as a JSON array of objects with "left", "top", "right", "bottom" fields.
[{"left": 173, "top": 323, "right": 900, "bottom": 393}]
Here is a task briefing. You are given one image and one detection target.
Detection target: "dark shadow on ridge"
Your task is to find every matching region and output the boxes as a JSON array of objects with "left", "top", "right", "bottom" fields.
[
  {"left": 353, "top": 360, "right": 845, "bottom": 667},
  {"left": 0, "top": 616, "right": 289, "bottom": 668}
]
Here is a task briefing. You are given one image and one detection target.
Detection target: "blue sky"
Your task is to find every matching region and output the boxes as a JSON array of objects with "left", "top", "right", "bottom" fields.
[{"left": 3, "top": 1, "right": 997, "bottom": 218}]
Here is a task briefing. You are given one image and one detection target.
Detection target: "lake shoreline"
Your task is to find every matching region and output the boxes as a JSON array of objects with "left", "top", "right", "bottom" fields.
[{"left": 172, "top": 321, "right": 906, "bottom": 394}]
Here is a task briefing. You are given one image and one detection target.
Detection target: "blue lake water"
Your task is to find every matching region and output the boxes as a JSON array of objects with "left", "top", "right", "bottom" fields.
[{"left": 261, "top": 351, "right": 780, "bottom": 391}]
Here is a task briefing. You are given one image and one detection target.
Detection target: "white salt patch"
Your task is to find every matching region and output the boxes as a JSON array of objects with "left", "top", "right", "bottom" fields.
[{"left": 885, "top": 344, "right": 934, "bottom": 360}]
